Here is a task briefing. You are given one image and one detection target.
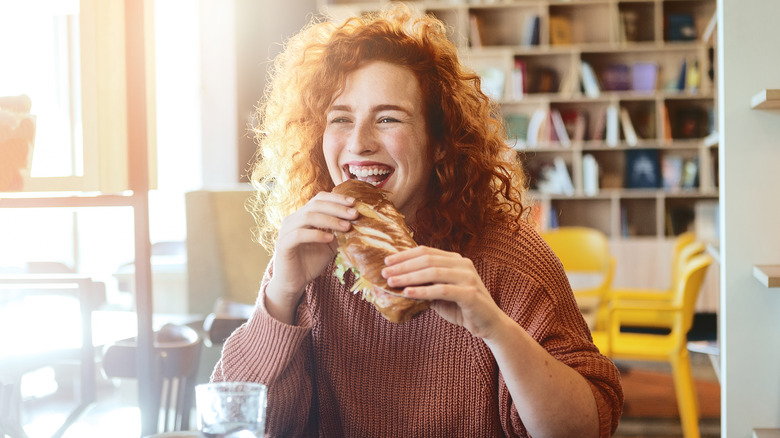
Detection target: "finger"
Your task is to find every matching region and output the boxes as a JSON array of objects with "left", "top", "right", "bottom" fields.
[
  {"left": 384, "top": 245, "right": 440, "bottom": 265},
  {"left": 313, "top": 190, "right": 356, "bottom": 207},
  {"left": 403, "top": 282, "right": 470, "bottom": 302},
  {"left": 385, "top": 264, "right": 471, "bottom": 290},
  {"left": 383, "top": 250, "right": 468, "bottom": 280}
]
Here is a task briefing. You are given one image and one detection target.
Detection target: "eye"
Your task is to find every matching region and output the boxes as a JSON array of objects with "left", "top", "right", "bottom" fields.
[
  {"left": 329, "top": 116, "right": 351, "bottom": 124},
  {"left": 378, "top": 116, "right": 399, "bottom": 124}
]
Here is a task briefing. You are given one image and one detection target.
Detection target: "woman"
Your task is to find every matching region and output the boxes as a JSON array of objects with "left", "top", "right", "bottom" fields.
[{"left": 212, "top": 5, "right": 623, "bottom": 437}]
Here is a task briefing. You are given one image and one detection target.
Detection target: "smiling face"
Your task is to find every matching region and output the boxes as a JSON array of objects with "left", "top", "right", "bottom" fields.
[{"left": 323, "top": 61, "right": 433, "bottom": 221}]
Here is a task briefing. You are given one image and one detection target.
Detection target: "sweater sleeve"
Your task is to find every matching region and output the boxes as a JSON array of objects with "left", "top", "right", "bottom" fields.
[
  {"left": 210, "top": 270, "right": 318, "bottom": 437},
  {"left": 475, "top": 224, "right": 623, "bottom": 438}
]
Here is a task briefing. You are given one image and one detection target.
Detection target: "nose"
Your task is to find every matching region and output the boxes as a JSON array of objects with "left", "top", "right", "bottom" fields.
[{"left": 346, "top": 122, "right": 378, "bottom": 155}]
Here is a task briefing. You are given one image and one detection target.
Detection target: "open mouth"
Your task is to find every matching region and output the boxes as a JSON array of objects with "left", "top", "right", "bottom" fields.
[{"left": 345, "top": 164, "right": 393, "bottom": 187}]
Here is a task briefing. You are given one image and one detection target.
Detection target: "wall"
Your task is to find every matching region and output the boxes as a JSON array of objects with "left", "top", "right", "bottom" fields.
[
  {"left": 719, "top": 0, "right": 780, "bottom": 435},
  {"left": 235, "top": 0, "right": 318, "bottom": 182}
]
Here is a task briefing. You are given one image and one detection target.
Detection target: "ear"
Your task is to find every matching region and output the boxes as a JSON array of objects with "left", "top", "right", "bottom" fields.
[{"left": 434, "top": 143, "right": 446, "bottom": 162}]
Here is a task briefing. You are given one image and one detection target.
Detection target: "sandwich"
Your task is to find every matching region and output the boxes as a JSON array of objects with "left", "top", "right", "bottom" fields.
[{"left": 332, "top": 179, "right": 430, "bottom": 323}]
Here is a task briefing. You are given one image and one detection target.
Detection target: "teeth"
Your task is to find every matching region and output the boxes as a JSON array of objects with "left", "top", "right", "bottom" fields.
[{"left": 348, "top": 165, "right": 391, "bottom": 178}]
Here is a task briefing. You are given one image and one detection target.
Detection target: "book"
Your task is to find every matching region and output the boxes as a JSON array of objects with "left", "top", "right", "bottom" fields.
[
  {"left": 673, "top": 106, "right": 709, "bottom": 139},
  {"left": 526, "top": 108, "right": 548, "bottom": 147},
  {"left": 554, "top": 156, "right": 575, "bottom": 196},
  {"left": 605, "top": 104, "right": 619, "bottom": 147},
  {"left": 550, "top": 109, "right": 571, "bottom": 147},
  {"left": 504, "top": 113, "right": 530, "bottom": 150},
  {"left": 549, "top": 15, "right": 572, "bottom": 45},
  {"left": 558, "top": 63, "right": 580, "bottom": 97},
  {"left": 681, "top": 157, "right": 700, "bottom": 188},
  {"left": 582, "top": 153, "right": 599, "bottom": 196},
  {"left": 619, "top": 107, "right": 639, "bottom": 146},
  {"left": 469, "top": 14, "right": 484, "bottom": 48},
  {"left": 560, "top": 109, "right": 587, "bottom": 143},
  {"left": 686, "top": 59, "right": 701, "bottom": 93},
  {"left": 580, "top": 61, "right": 600, "bottom": 98},
  {"left": 602, "top": 64, "right": 631, "bottom": 91},
  {"left": 667, "top": 13, "right": 697, "bottom": 41},
  {"left": 522, "top": 14, "right": 540, "bottom": 47},
  {"left": 620, "top": 10, "right": 640, "bottom": 42},
  {"left": 625, "top": 149, "right": 661, "bottom": 189},
  {"left": 662, "top": 104, "right": 673, "bottom": 142},
  {"left": 528, "top": 67, "right": 558, "bottom": 94},
  {"left": 676, "top": 58, "right": 688, "bottom": 91},
  {"left": 661, "top": 154, "right": 684, "bottom": 190},
  {"left": 512, "top": 59, "right": 526, "bottom": 100},
  {"left": 479, "top": 67, "right": 505, "bottom": 100},
  {"left": 591, "top": 106, "right": 607, "bottom": 142}
]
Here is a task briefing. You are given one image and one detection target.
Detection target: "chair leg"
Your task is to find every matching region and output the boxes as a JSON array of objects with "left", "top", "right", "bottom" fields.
[{"left": 671, "top": 350, "right": 701, "bottom": 438}]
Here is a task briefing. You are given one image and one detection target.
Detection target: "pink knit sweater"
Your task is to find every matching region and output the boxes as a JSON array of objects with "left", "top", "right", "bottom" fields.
[{"left": 212, "top": 220, "right": 623, "bottom": 437}]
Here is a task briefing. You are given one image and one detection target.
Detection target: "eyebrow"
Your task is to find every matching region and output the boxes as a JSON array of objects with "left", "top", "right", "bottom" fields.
[{"left": 328, "top": 104, "right": 411, "bottom": 114}]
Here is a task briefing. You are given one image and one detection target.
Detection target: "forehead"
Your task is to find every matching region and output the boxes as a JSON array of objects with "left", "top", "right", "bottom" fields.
[{"left": 334, "top": 61, "right": 422, "bottom": 107}]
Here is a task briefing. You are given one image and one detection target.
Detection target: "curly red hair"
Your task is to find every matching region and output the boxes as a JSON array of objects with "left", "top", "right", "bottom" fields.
[{"left": 248, "top": 5, "right": 529, "bottom": 252}]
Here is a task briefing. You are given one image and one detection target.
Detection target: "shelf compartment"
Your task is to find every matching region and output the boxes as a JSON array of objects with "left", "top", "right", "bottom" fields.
[
  {"left": 551, "top": 198, "right": 613, "bottom": 236},
  {"left": 664, "top": 195, "right": 715, "bottom": 237},
  {"left": 620, "top": 197, "right": 658, "bottom": 237},
  {"left": 662, "top": 0, "right": 717, "bottom": 44},
  {"left": 617, "top": 1, "right": 656, "bottom": 43},
  {"left": 468, "top": 5, "right": 542, "bottom": 48},
  {"left": 548, "top": 2, "right": 611, "bottom": 46},
  {"left": 664, "top": 98, "right": 714, "bottom": 141}
]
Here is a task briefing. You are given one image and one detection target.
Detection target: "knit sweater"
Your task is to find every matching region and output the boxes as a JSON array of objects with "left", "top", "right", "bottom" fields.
[{"left": 211, "top": 220, "right": 623, "bottom": 437}]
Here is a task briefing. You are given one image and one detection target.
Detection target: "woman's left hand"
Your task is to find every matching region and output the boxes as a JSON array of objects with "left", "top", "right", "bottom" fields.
[{"left": 382, "top": 246, "right": 507, "bottom": 339}]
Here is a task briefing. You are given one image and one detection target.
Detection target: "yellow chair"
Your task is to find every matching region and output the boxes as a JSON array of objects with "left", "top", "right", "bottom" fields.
[
  {"left": 592, "top": 253, "right": 713, "bottom": 438},
  {"left": 540, "top": 226, "right": 616, "bottom": 329},
  {"left": 604, "top": 235, "right": 706, "bottom": 329}
]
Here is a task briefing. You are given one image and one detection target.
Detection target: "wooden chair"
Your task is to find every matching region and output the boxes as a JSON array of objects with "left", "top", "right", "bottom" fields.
[
  {"left": 592, "top": 253, "right": 713, "bottom": 438},
  {"left": 540, "top": 226, "right": 616, "bottom": 329},
  {"left": 202, "top": 298, "right": 253, "bottom": 346},
  {"left": 102, "top": 323, "right": 203, "bottom": 433}
]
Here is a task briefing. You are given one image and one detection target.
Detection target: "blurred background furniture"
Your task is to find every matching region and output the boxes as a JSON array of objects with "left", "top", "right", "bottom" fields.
[
  {"left": 102, "top": 323, "right": 203, "bottom": 434},
  {"left": 540, "top": 226, "right": 616, "bottom": 329},
  {"left": 0, "top": 272, "right": 104, "bottom": 438},
  {"left": 202, "top": 298, "right": 254, "bottom": 346},
  {"left": 185, "top": 189, "right": 273, "bottom": 315},
  {"left": 606, "top": 232, "right": 706, "bottom": 330},
  {"left": 592, "top": 252, "right": 713, "bottom": 438}
]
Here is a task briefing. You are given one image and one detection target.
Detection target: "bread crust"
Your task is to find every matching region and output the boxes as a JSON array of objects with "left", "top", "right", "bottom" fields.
[{"left": 332, "top": 179, "right": 430, "bottom": 323}]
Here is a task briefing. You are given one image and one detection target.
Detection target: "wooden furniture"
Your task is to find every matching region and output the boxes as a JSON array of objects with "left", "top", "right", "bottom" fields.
[
  {"left": 102, "top": 324, "right": 204, "bottom": 434},
  {"left": 750, "top": 89, "right": 780, "bottom": 110},
  {"left": 202, "top": 298, "right": 254, "bottom": 346},
  {"left": 318, "top": 0, "right": 719, "bottom": 311}
]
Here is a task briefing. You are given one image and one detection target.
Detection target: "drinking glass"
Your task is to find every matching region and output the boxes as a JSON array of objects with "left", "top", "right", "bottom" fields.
[{"left": 195, "top": 382, "right": 267, "bottom": 438}]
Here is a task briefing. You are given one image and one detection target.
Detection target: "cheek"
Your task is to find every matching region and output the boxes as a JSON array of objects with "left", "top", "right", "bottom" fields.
[{"left": 321, "top": 134, "right": 340, "bottom": 162}]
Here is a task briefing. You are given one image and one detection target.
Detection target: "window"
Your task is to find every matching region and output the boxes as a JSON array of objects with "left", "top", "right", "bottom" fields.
[{"left": 0, "top": 0, "right": 156, "bottom": 193}]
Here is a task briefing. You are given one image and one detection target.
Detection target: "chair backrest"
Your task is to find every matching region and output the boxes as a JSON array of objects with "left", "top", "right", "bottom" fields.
[
  {"left": 670, "top": 233, "right": 705, "bottom": 288},
  {"left": 674, "top": 253, "right": 713, "bottom": 334},
  {"left": 102, "top": 323, "right": 203, "bottom": 433},
  {"left": 540, "top": 226, "right": 615, "bottom": 293}
]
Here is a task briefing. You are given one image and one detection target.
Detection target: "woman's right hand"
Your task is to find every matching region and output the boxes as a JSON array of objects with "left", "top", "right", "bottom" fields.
[{"left": 264, "top": 191, "right": 358, "bottom": 324}]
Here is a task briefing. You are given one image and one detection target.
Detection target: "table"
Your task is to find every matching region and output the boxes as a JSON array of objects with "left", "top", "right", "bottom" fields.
[{"left": 0, "top": 274, "right": 101, "bottom": 438}]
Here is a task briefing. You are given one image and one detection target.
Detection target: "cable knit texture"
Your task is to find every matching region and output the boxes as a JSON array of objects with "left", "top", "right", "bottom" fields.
[{"left": 212, "top": 220, "right": 623, "bottom": 437}]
